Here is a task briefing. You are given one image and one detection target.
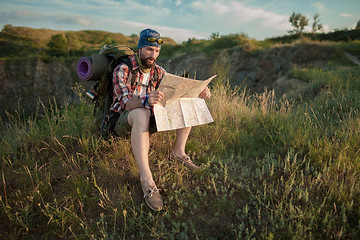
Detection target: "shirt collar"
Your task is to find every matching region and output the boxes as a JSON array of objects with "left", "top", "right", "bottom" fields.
[{"left": 131, "top": 54, "right": 156, "bottom": 75}]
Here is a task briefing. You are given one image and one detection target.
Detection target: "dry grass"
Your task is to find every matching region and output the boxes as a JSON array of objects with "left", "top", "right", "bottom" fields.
[{"left": 1, "top": 44, "right": 360, "bottom": 239}]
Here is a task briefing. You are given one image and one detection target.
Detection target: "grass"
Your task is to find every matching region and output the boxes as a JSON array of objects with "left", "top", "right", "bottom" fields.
[
  {"left": 159, "top": 33, "right": 264, "bottom": 59},
  {"left": 1, "top": 50, "right": 360, "bottom": 239}
]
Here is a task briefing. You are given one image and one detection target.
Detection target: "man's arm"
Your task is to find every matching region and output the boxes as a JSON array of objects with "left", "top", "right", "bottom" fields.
[
  {"left": 125, "top": 91, "right": 164, "bottom": 111},
  {"left": 113, "top": 64, "right": 134, "bottom": 110},
  {"left": 124, "top": 98, "right": 143, "bottom": 111}
]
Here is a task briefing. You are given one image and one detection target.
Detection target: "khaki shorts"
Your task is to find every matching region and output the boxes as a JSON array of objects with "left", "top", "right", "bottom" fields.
[{"left": 113, "top": 110, "right": 158, "bottom": 138}]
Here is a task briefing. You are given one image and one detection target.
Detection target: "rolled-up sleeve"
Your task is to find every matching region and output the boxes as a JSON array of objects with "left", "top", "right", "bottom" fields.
[{"left": 112, "top": 63, "right": 133, "bottom": 111}]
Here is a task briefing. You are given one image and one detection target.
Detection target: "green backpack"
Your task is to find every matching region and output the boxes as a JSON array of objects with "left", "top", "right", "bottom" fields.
[{"left": 89, "top": 45, "right": 136, "bottom": 137}]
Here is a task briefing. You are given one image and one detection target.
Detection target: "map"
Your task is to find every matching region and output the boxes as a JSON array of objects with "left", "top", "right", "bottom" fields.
[{"left": 153, "top": 73, "right": 216, "bottom": 131}]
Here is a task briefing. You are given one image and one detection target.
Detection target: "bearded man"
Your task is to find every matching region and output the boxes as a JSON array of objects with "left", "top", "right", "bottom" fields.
[{"left": 110, "top": 28, "right": 211, "bottom": 211}]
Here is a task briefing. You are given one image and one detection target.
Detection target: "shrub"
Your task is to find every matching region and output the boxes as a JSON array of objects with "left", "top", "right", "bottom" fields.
[{"left": 47, "top": 34, "right": 67, "bottom": 57}]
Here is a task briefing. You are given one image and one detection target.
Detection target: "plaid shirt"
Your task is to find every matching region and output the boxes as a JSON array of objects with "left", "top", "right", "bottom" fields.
[{"left": 110, "top": 54, "right": 166, "bottom": 113}]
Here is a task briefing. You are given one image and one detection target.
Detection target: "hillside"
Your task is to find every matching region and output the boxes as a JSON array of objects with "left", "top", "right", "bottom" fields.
[
  {"left": 1, "top": 26, "right": 360, "bottom": 239},
  {"left": 1, "top": 37, "right": 358, "bottom": 116},
  {"left": 0, "top": 25, "right": 177, "bottom": 58}
]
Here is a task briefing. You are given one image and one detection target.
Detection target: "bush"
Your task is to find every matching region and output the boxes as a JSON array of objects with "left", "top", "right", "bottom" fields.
[{"left": 47, "top": 34, "right": 67, "bottom": 57}]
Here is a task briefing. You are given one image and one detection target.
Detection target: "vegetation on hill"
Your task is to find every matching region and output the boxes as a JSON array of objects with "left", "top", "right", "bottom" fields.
[
  {"left": 1, "top": 24, "right": 360, "bottom": 60},
  {"left": 159, "top": 33, "right": 267, "bottom": 59},
  {"left": 1, "top": 23, "right": 360, "bottom": 239},
  {"left": 0, "top": 25, "right": 177, "bottom": 58},
  {"left": 268, "top": 29, "right": 360, "bottom": 45},
  {"left": 1, "top": 42, "right": 360, "bottom": 238}
]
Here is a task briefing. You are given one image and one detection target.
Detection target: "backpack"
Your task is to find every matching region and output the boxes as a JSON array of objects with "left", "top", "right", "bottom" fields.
[{"left": 89, "top": 45, "right": 136, "bottom": 137}]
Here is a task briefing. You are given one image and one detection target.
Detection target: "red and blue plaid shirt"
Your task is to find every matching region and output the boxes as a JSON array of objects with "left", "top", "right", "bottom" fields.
[{"left": 110, "top": 54, "right": 166, "bottom": 113}]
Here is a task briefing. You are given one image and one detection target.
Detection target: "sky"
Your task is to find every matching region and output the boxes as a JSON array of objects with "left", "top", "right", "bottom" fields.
[{"left": 0, "top": 0, "right": 359, "bottom": 43}]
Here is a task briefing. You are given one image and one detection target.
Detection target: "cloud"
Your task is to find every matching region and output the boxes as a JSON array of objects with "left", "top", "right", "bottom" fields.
[
  {"left": 55, "top": 15, "right": 91, "bottom": 26},
  {"left": 260, "top": 12, "right": 291, "bottom": 31},
  {"left": 151, "top": 0, "right": 165, "bottom": 4},
  {"left": 213, "top": 1, "right": 232, "bottom": 15},
  {"left": 191, "top": 0, "right": 291, "bottom": 31},
  {"left": 322, "top": 24, "right": 331, "bottom": 33},
  {"left": 191, "top": 1, "right": 202, "bottom": 8},
  {"left": 0, "top": 10, "right": 41, "bottom": 22},
  {"left": 3, "top": 9, "right": 91, "bottom": 26},
  {"left": 123, "top": 20, "right": 206, "bottom": 42},
  {"left": 0, "top": 8, "right": 94, "bottom": 33},
  {"left": 339, "top": 13, "right": 354, "bottom": 18},
  {"left": 312, "top": 2, "right": 325, "bottom": 12}
]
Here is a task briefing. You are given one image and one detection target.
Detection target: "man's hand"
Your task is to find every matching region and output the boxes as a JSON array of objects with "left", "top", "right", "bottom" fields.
[
  {"left": 198, "top": 87, "right": 211, "bottom": 99},
  {"left": 148, "top": 90, "right": 164, "bottom": 106}
]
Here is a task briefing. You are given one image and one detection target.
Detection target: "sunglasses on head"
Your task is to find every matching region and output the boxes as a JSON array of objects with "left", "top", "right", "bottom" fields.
[{"left": 147, "top": 37, "right": 163, "bottom": 45}]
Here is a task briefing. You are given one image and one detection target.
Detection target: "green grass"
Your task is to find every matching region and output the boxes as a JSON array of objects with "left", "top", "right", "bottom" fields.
[
  {"left": 338, "top": 40, "right": 360, "bottom": 59},
  {"left": 1, "top": 54, "right": 360, "bottom": 239}
]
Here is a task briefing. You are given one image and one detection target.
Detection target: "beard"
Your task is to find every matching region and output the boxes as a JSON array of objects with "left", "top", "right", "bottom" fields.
[{"left": 140, "top": 56, "right": 155, "bottom": 69}]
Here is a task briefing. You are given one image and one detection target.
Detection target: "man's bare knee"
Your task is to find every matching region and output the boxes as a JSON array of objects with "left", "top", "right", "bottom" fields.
[{"left": 128, "top": 108, "right": 151, "bottom": 127}]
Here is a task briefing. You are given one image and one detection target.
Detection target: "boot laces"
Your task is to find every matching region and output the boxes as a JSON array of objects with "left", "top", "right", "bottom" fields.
[{"left": 144, "top": 186, "right": 158, "bottom": 198}]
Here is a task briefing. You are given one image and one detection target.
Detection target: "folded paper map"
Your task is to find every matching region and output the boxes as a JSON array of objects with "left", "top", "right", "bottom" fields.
[{"left": 154, "top": 73, "right": 217, "bottom": 131}]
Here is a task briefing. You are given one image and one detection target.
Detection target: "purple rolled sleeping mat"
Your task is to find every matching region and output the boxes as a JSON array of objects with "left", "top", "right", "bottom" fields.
[{"left": 76, "top": 54, "right": 111, "bottom": 81}]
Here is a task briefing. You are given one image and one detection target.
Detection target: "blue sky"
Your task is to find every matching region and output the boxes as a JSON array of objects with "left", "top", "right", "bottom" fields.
[{"left": 0, "top": 0, "right": 359, "bottom": 43}]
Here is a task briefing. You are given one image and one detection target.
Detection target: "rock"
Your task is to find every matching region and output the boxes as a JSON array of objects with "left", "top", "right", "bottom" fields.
[
  {"left": 271, "top": 77, "right": 309, "bottom": 98},
  {"left": 159, "top": 52, "right": 213, "bottom": 79},
  {"left": 0, "top": 42, "right": 342, "bottom": 116},
  {"left": 0, "top": 58, "right": 80, "bottom": 116}
]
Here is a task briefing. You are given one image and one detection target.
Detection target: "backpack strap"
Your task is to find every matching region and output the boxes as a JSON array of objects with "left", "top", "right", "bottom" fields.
[
  {"left": 100, "top": 56, "right": 134, "bottom": 137},
  {"left": 153, "top": 66, "right": 159, "bottom": 84},
  {"left": 120, "top": 57, "right": 137, "bottom": 86},
  {"left": 150, "top": 66, "right": 160, "bottom": 89}
]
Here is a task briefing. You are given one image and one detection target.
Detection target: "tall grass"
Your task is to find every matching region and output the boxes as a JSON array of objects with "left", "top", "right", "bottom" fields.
[{"left": 1, "top": 55, "right": 360, "bottom": 239}]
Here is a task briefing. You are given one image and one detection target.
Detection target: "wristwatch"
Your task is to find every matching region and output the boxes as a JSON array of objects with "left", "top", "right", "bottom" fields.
[{"left": 141, "top": 95, "right": 151, "bottom": 109}]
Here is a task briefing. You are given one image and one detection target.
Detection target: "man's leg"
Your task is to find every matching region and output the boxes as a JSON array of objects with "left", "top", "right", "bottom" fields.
[
  {"left": 127, "top": 108, "right": 155, "bottom": 188},
  {"left": 172, "top": 127, "right": 192, "bottom": 157},
  {"left": 127, "top": 108, "right": 163, "bottom": 211},
  {"left": 171, "top": 127, "right": 200, "bottom": 170}
]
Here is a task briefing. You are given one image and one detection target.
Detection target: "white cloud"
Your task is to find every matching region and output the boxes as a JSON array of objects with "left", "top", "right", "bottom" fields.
[
  {"left": 191, "top": 1, "right": 202, "bottom": 8},
  {"left": 213, "top": 1, "right": 231, "bottom": 15},
  {"left": 123, "top": 20, "right": 206, "bottom": 42},
  {"left": 155, "top": 0, "right": 164, "bottom": 4},
  {"left": 158, "top": 7, "right": 171, "bottom": 15},
  {"left": 340, "top": 13, "right": 354, "bottom": 18},
  {"left": 0, "top": 9, "right": 44, "bottom": 23},
  {"left": 72, "top": 16, "right": 91, "bottom": 26},
  {"left": 232, "top": 3, "right": 267, "bottom": 23},
  {"left": 63, "top": 15, "right": 91, "bottom": 26},
  {"left": 312, "top": 2, "right": 325, "bottom": 12},
  {"left": 3, "top": 0, "right": 357, "bottom": 42},
  {"left": 2, "top": 9, "right": 92, "bottom": 27},
  {"left": 190, "top": 0, "right": 291, "bottom": 31},
  {"left": 260, "top": 13, "right": 291, "bottom": 31},
  {"left": 322, "top": 24, "right": 331, "bottom": 33},
  {"left": 15, "top": 10, "right": 39, "bottom": 19}
]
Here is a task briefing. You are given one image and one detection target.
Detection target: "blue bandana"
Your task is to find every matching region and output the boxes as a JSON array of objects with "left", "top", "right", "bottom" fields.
[{"left": 137, "top": 28, "right": 161, "bottom": 49}]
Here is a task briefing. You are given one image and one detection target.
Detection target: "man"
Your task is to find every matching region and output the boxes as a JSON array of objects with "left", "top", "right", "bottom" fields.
[{"left": 110, "top": 28, "right": 211, "bottom": 211}]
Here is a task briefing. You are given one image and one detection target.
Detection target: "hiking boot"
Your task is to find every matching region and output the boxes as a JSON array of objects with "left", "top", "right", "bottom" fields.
[
  {"left": 142, "top": 185, "right": 163, "bottom": 211},
  {"left": 170, "top": 151, "right": 201, "bottom": 170}
]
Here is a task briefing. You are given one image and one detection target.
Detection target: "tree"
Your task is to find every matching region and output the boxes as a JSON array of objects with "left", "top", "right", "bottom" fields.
[
  {"left": 312, "top": 13, "right": 324, "bottom": 35},
  {"left": 210, "top": 32, "right": 220, "bottom": 40},
  {"left": 2, "top": 24, "right": 13, "bottom": 32},
  {"left": 102, "top": 34, "right": 117, "bottom": 45},
  {"left": 66, "top": 32, "right": 80, "bottom": 49},
  {"left": 289, "top": 12, "right": 309, "bottom": 37},
  {"left": 356, "top": 20, "right": 360, "bottom": 30},
  {"left": 47, "top": 34, "right": 67, "bottom": 57}
]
